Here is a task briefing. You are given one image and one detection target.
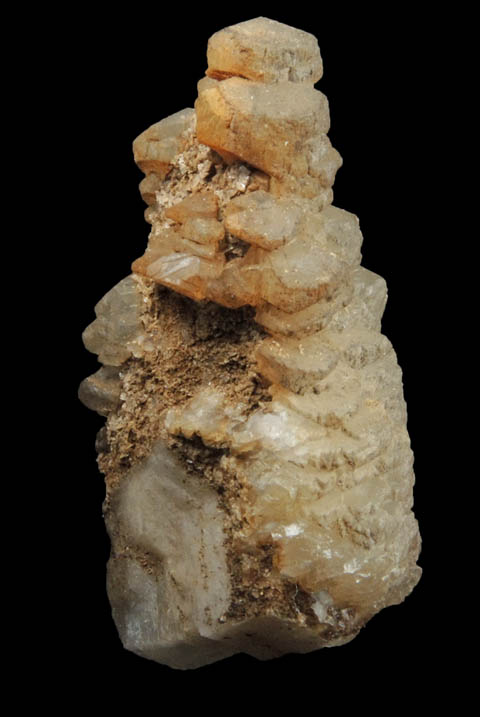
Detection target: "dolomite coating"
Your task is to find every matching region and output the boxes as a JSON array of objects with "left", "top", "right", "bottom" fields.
[{"left": 80, "top": 16, "right": 422, "bottom": 669}]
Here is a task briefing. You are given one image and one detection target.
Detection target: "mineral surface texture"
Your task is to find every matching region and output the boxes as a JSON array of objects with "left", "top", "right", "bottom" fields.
[{"left": 80, "top": 17, "right": 421, "bottom": 669}]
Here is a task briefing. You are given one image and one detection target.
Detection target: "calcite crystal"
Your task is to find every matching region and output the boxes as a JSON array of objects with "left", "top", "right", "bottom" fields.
[{"left": 80, "top": 17, "right": 421, "bottom": 669}]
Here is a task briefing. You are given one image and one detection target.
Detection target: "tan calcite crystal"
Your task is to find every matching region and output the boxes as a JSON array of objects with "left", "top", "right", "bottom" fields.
[
  {"left": 205, "top": 17, "right": 323, "bottom": 83},
  {"left": 80, "top": 17, "right": 421, "bottom": 669}
]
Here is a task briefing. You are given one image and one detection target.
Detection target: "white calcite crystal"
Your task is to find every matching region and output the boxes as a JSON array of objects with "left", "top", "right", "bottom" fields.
[{"left": 80, "top": 16, "right": 421, "bottom": 669}]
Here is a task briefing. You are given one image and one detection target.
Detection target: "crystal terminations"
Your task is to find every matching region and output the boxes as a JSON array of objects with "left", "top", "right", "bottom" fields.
[{"left": 80, "top": 17, "right": 421, "bottom": 669}]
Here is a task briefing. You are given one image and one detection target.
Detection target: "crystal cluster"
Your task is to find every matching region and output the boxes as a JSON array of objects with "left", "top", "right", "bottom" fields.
[{"left": 80, "top": 17, "right": 421, "bottom": 669}]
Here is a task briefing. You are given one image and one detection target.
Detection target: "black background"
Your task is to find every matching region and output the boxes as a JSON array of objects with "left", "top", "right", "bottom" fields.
[{"left": 53, "top": 1, "right": 456, "bottom": 702}]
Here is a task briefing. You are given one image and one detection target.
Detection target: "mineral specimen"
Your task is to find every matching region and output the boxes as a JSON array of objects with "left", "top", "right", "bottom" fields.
[{"left": 80, "top": 17, "right": 421, "bottom": 669}]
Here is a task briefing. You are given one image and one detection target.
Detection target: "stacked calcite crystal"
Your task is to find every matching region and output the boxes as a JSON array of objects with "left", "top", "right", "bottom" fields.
[{"left": 80, "top": 17, "right": 421, "bottom": 669}]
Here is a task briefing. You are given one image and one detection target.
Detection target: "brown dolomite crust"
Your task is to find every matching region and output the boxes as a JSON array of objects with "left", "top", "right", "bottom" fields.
[{"left": 80, "top": 16, "right": 421, "bottom": 669}]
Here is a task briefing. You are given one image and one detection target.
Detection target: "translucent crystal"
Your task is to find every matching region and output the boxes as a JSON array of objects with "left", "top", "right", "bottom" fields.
[{"left": 82, "top": 275, "right": 146, "bottom": 366}]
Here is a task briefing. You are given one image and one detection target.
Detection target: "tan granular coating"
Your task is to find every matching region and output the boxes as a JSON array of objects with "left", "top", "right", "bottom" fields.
[
  {"left": 98, "top": 277, "right": 270, "bottom": 496},
  {"left": 98, "top": 277, "right": 319, "bottom": 626}
]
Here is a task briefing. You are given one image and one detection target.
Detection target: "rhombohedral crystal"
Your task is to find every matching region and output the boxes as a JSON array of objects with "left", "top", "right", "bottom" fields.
[{"left": 80, "top": 17, "right": 422, "bottom": 669}]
